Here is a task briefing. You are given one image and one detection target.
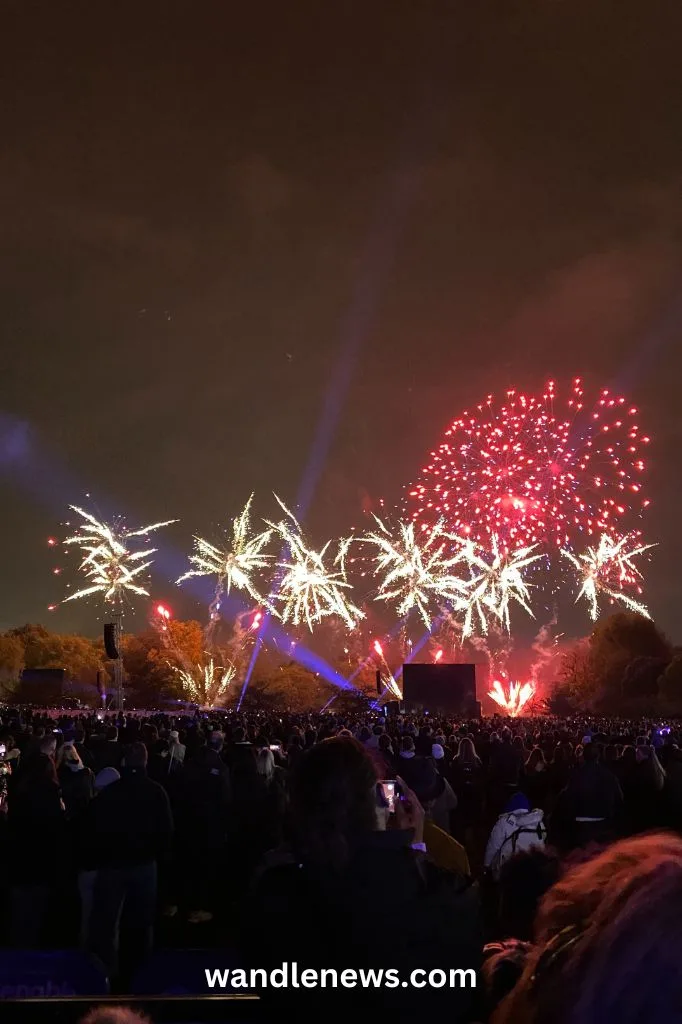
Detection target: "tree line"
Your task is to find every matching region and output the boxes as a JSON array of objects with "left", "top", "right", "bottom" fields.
[
  {"left": 0, "top": 621, "right": 377, "bottom": 711},
  {"left": 0, "top": 612, "right": 680, "bottom": 715}
]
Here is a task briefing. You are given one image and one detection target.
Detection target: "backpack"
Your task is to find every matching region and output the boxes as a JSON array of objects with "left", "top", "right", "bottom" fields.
[{"left": 490, "top": 813, "right": 547, "bottom": 877}]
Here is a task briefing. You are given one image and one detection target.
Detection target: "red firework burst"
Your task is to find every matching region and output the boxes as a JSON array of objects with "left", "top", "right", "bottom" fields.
[{"left": 406, "top": 378, "right": 649, "bottom": 550}]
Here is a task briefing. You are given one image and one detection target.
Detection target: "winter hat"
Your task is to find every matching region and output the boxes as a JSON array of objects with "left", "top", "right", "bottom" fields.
[
  {"left": 169, "top": 730, "right": 180, "bottom": 741},
  {"left": 431, "top": 743, "right": 445, "bottom": 760},
  {"left": 504, "top": 791, "right": 531, "bottom": 814},
  {"left": 95, "top": 767, "right": 120, "bottom": 791}
]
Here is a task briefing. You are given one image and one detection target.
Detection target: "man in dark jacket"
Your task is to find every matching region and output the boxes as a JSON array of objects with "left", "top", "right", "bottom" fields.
[
  {"left": 81, "top": 741, "right": 173, "bottom": 979},
  {"left": 92, "top": 726, "right": 123, "bottom": 774},
  {"left": 176, "top": 742, "right": 231, "bottom": 922},
  {"left": 553, "top": 741, "right": 624, "bottom": 850}
]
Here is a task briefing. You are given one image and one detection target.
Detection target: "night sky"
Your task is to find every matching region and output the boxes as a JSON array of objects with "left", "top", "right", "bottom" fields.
[{"left": 1, "top": 1, "right": 681, "bottom": 638}]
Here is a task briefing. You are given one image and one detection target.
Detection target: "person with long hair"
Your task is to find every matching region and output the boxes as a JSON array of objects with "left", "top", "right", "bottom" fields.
[
  {"left": 523, "top": 748, "right": 550, "bottom": 811},
  {"left": 449, "top": 737, "right": 485, "bottom": 847},
  {"left": 548, "top": 743, "right": 574, "bottom": 801},
  {"left": 56, "top": 742, "right": 95, "bottom": 819},
  {"left": 493, "top": 833, "right": 682, "bottom": 1024}
]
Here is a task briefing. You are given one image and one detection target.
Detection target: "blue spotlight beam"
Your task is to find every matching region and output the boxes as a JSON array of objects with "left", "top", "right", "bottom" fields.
[
  {"left": 295, "top": 166, "right": 417, "bottom": 516},
  {"left": 613, "top": 290, "right": 682, "bottom": 395},
  {"left": 237, "top": 162, "right": 419, "bottom": 707}
]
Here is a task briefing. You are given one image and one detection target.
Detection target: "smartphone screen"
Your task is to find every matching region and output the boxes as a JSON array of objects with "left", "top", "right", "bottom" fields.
[
  {"left": 269, "top": 744, "right": 281, "bottom": 752},
  {"left": 379, "top": 779, "right": 397, "bottom": 814}
]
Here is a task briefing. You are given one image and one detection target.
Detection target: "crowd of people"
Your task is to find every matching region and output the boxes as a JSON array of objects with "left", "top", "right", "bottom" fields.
[{"left": 1, "top": 704, "right": 682, "bottom": 1020}]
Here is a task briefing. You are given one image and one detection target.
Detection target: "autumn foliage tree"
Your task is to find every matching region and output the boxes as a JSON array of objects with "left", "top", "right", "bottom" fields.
[
  {"left": 120, "top": 619, "right": 205, "bottom": 706},
  {"left": 248, "top": 661, "right": 330, "bottom": 712}
]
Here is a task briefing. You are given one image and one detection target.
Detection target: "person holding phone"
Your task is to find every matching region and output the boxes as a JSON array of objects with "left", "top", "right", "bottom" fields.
[{"left": 249, "top": 736, "right": 481, "bottom": 1015}]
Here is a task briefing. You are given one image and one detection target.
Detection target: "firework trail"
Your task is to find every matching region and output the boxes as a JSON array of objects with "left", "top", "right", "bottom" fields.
[
  {"left": 151, "top": 602, "right": 181, "bottom": 662},
  {"left": 267, "top": 496, "right": 363, "bottom": 631},
  {"left": 62, "top": 506, "right": 176, "bottom": 606},
  {"left": 372, "top": 639, "right": 402, "bottom": 699},
  {"left": 561, "top": 532, "right": 655, "bottom": 620},
  {"left": 406, "top": 378, "right": 650, "bottom": 551}
]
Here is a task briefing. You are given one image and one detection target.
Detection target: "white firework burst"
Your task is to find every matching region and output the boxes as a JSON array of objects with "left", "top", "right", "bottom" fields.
[
  {"left": 561, "top": 532, "right": 655, "bottom": 621},
  {"left": 455, "top": 534, "right": 542, "bottom": 637},
  {"left": 267, "top": 496, "right": 363, "bottom": 631},
  {"left": 355, "top": 516, "right": 469, "bottom": 628},
  {"left": 63, "top": 506, "right": 176, "bottom": 606},
  {"left": 177, "top": 495, "right": 273, "bottom": 606}
]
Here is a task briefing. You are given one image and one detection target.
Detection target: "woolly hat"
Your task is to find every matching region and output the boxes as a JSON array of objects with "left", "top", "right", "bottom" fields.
[{"left": 504, "top": 791, "right": 531, "bottom": 814}]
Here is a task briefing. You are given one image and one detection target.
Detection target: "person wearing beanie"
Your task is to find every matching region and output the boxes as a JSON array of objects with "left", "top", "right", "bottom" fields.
[
  {"left": 402, "top": 754, "right": 458, "bottom": 834},
  {"left": 505, "top": 792, "right": 532, "bottom": 815},
  {"left": 484, "top": 790, "right": 546, "bottom": 881}
]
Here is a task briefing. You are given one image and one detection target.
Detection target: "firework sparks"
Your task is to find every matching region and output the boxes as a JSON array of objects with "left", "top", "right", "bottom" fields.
[
  {"left": 372, "top": 640, "right": 402, "bottom": 699},
  {"left": 407, "top": 379, "right": 650, "bottom": 550},
  {"left": 173, "top": 657, "right": 236, "bottom": 708},
  {"left": 267, "top": 496, "right": 363, "bottom": 631},
  {"left": 62, "top": 506, "right": 176, "bottom": 606},
  {"left": 561, "top": 532, "right": 655, "bottom": 620},
  {"left": 488, "top": 679, "right": 535, "bottom": 717},
  {"left": 355, "top": 516, "right": 469, "bottom": 628},
  {"left": 177, "top": 495, "right": 273, "bottom": 607},
  {"left": 455, "top": 534, "right": 542, "bottom": 637}
]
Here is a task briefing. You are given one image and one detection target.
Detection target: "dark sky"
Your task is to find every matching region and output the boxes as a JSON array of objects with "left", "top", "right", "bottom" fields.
[{"left": 1, "top": 0, "right": 681, "bottom": 637}]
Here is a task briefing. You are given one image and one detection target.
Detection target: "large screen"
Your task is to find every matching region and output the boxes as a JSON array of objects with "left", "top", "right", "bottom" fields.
[{"left": 401, "top": 663, "right": 478, "bottom": 716}]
